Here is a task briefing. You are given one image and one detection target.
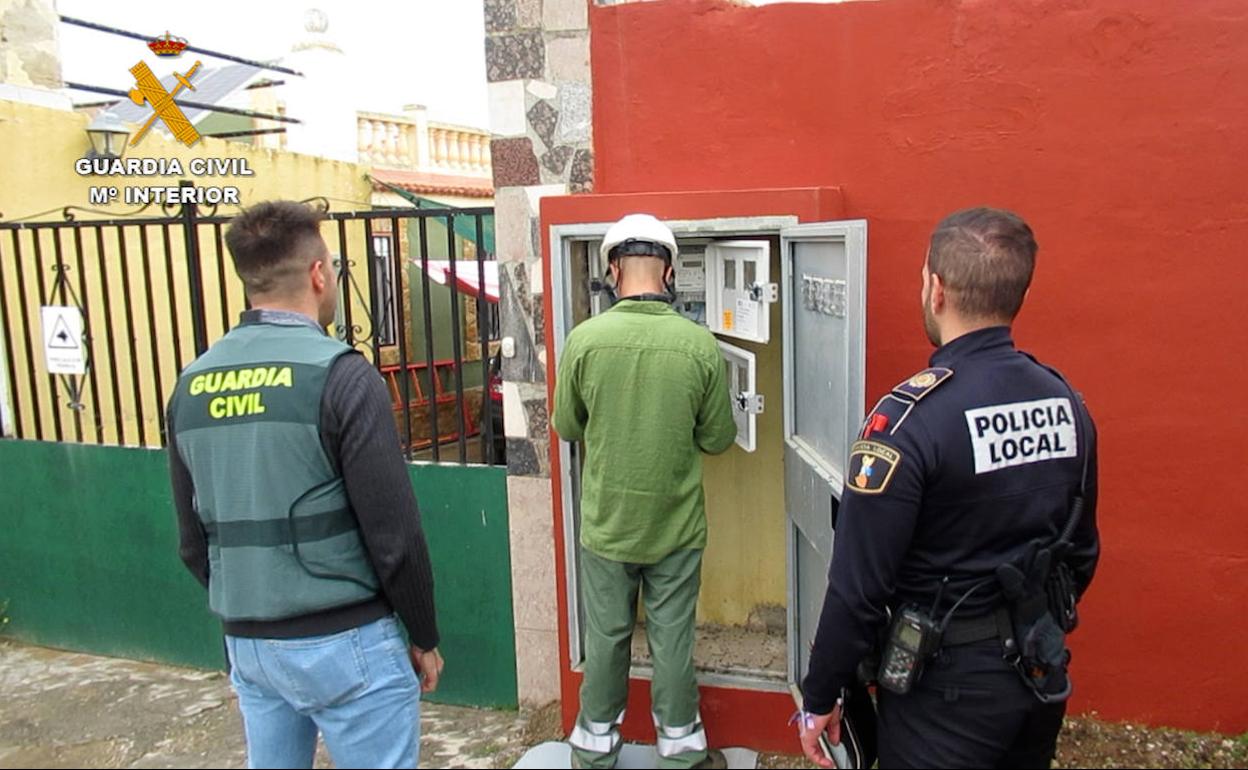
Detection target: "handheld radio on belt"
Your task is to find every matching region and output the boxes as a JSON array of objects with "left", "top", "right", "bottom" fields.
[
  {"left": 877, "top": 607, "right": 941, "bottom": 694},
  {"left": 877, "top": 577, "right": 993, "bottom": 695}
]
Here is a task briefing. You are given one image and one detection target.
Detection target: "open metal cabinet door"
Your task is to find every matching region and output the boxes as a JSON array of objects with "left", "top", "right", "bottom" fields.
[
  {"left": 706, "top": 240, "right": 774, "bottom": 343},
  {"left": 718, "top": 339, "right": 761, "bottom": 452},
  {"left": 781, "top": 220, "right": 868, "bottom": 681}
]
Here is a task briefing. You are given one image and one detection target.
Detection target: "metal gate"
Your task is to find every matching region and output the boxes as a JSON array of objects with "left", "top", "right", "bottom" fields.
[{"left": 0, "top": 192, "right": 500, "bottom": 464}]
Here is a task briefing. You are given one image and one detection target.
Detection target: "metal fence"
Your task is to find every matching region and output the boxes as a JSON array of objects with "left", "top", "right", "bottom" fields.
[{"left": 0, "top": 191, "right": 500, "bottom": 465}]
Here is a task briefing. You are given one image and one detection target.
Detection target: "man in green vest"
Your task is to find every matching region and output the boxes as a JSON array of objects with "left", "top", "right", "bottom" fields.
[
  {"left": 553, "top": 214, "right": 738, "bottom": 769},
  {"left": 167, "top": 201, "right": 442, "bottom": 769}
]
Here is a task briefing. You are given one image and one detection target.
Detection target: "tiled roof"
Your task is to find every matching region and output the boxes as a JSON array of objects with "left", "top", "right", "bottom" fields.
[{"left": 370, "top": 168, "right": 493, "bottom": 199}]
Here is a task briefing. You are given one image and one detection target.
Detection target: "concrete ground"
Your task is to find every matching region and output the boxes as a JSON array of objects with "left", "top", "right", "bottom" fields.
[{"left": 0, "top": 641, "right": 528, "bottom": 769}]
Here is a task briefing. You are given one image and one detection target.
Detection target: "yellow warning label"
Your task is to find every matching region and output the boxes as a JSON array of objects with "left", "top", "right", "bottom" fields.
[{"left": 723, "top": 310, "right": 734, "bottom": 330}]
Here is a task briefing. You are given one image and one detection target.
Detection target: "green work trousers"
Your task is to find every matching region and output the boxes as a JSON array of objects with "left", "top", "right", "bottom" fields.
[{"left": 570, "top": 547, "right": 707, "bottom": 769}]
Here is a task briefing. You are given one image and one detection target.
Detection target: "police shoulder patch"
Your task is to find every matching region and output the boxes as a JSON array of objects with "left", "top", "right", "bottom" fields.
[
  {"left": 892, "top": 367, "right": 953, "bottom": 402},
  {"left": 846, "top": 440, "right": 902, "bottom": 495},
  {"left": 859, "top": 393, "right": 912, "bottom": 439}
]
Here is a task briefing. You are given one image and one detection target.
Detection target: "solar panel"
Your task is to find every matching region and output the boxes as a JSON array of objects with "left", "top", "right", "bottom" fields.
[{"left": 97, "top": 63, "right": 262, "bottom": 127}]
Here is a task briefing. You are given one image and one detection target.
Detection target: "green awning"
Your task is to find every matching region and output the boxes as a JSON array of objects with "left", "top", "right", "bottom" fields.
[{"left": 371, "top": 176, "right": 495, "bottom": 255}]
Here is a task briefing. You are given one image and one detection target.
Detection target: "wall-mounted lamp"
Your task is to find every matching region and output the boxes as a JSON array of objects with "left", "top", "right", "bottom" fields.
[{"left": 86, "top": 111, "right": 130, "bottom": 161}]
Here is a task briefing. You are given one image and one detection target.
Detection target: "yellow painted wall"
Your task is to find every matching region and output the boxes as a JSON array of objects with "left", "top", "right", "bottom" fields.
[
  {"left": 0, "top": 100, "right": 372, "bottom": 446},
  {"left": 698, "top": 243, "right": 787, "bottom": 625}
]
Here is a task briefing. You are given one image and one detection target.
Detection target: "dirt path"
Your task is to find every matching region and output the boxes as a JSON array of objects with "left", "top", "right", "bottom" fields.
[
  {"left": 3, "top": 641, "right": 1245, "bottom": 769},
  {"left": 0, "top": 641, "right": 523, "bottom": 769}
]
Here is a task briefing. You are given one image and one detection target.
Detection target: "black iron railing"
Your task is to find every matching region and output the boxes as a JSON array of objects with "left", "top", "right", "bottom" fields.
[{"left": 0, "top": 195, "right": 500, "bottom": 464}]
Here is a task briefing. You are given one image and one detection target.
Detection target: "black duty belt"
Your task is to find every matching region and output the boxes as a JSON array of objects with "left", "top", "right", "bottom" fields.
[{"left": 942, "top": 608, "right": 1012, "bottom": 646}]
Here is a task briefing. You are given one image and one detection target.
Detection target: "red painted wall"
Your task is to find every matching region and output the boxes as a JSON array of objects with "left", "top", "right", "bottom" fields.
[{"left": 586, "top": 0, "right": 1248, "bottom": 733}]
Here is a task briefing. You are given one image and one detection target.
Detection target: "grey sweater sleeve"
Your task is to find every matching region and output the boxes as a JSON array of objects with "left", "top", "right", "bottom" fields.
[
  {"left": 167, "top": 403, "right": 210, "bottom": 590},
  {"left": 321, "top": 353, "right": 440, "bottom": 650}
]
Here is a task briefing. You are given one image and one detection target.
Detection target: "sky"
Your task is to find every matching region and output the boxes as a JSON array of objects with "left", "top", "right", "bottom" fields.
[{"left": 55, "top": 0, "right": 490, "bottom": 128}]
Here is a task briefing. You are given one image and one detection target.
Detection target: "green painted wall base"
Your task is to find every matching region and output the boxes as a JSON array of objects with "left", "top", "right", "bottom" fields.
[{"left": 0, "top": 440, "right": 517, "bottom": 709}]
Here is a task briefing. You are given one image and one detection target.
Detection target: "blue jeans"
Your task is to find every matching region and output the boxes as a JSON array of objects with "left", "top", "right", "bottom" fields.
[{"left": 225, "top": 615, "right": 421, "bottom": 769}]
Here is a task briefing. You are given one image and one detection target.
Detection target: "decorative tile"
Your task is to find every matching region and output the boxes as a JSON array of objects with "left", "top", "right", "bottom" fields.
[
  {"left": 533, "top": 291, "right": 547, "bottom": 344},
  {"left": 527, "top": 99, "right": 559, "bottom": 148},
  {"left": 569, "top": 148, "right": 594, "bottom": 193},
  {"left": 484, "top": 0, "right": 518, "bottom": 33},
  {"left": 523, "top": 398, "right": 549, "bottom": 439},
  {"left": 525, "top": 184, "right": 568, "bottom": 214},
  {"left": 507, "top": 475, "right": 553, "bottom": 530},
  {"left": 503, "top": 381, "right": 528, "bottom": 438},
  {"left": 534, "top": 436, "right": 551, "bottom": 476},
  {"left": 541, "top": 144, "right": 573, "bottom": 175},
  {"left": 517, "top": 380, "right": 550, "bottom": 403},
  {"left": 527, "top": 80, "right": 559, "bottom": 100},
  {"left": 547, "top": 35, "right": 590, "bottom": 84},
  {"left": 529, "top": 259, "right": 545, "bottom": 297},
  {"left": 509, "top": 514, "right": 556, "bottom": 573},
  {"left": 507, "top": 474, "right": 557, "bottom": 633},
  {"left": 510, "top": 257, "right": 534, "bottom": 316},
  {"left": 556, "top": 82, "right": 591, "bottom": 143},
  {"left": 491, "top": 137, "right": 542, "bottom": 187},
  {"left": 539, "top": 164, "right": 560, "bottom": 186},
  {"left": 507, "top": 438, "right": 541, "bottom": 476},
  {"left": 511, "top": 545, "right": 558, "bottom": 631},
  {"left": 486, "top": 31, "right": 546, "bottom": 82},
  {"left": 500, "top": 267, "right": 545, "bottom": 383},
  {"left": 494, "top": 186, "right": 532, "bottom": 262},
  {"left": 514, "top": 628, "right": 560, "bottom": 705},
  {"left": 516, "top": 0, "right": 543, "bottom": 27},
  {"left": 488, "top": 80, "right": 529, "bottom": 137},
  {"left": 544, "top": 0, "right": 589, "bottom": 31},
  {"left": 501, "top": 260, "right": 526, "bottom": 320}
]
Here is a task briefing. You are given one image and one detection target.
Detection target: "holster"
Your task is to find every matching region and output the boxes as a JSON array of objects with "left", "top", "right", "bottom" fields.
[{"left": 996, "top": 540, "right": 1073, "bottom": 703}]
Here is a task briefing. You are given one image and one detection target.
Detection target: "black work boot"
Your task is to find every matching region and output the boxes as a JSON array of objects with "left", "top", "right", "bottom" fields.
[{"left": 693, "top": 749, "right": 728, "bottom": 769}]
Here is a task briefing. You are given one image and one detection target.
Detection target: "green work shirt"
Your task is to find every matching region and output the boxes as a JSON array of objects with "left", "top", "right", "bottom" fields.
[{"left": 552, "top": 300, "right": 737, "bottom": 564}]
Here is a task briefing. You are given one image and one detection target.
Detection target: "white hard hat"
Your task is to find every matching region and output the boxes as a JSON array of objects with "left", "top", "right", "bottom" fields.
[{"left": 600, "top": 213, "right": 678, "bottom": 263}]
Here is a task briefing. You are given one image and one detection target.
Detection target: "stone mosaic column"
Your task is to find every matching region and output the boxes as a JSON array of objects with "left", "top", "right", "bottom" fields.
[{"left": 485, "top": 0, "right": 593, "bottom": 707}]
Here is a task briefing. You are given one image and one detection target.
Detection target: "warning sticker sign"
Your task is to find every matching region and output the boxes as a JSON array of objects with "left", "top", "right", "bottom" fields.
[{"left": 41, "top": 306, "right": 86, "bottom": 375}]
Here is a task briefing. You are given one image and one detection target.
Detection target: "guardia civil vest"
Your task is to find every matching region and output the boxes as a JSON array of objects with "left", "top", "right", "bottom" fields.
[{"left": 171, "top": 317, "right": 379, "bottom": 621}]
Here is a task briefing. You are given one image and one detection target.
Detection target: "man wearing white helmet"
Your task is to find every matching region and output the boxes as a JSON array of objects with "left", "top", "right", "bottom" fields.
[{"left": 553, "top": 214, "right": 737, "bottom": 769}]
